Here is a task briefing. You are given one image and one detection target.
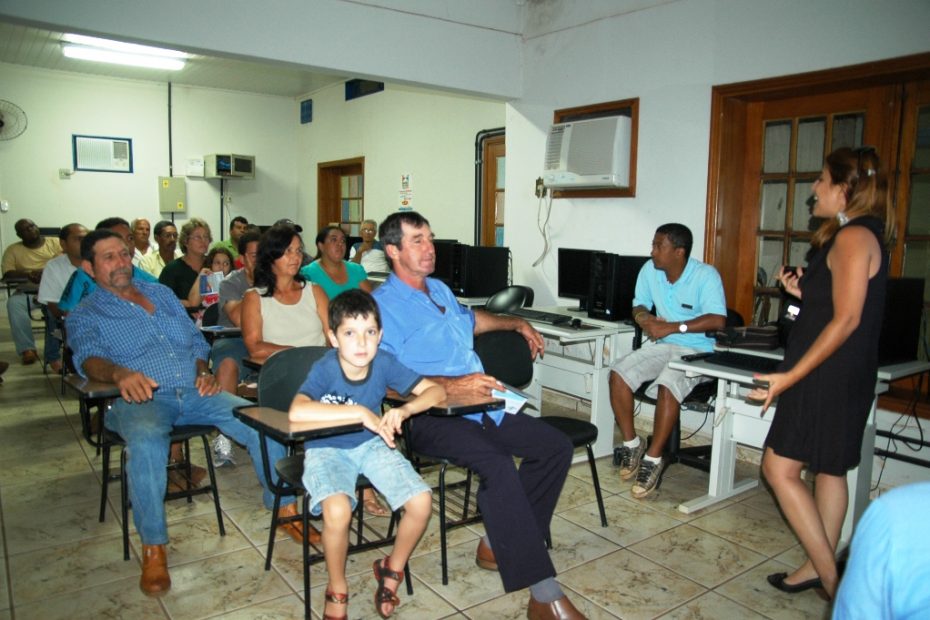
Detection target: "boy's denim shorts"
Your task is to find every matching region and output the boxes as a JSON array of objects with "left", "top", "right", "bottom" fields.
[{"left": 301, "top": 436, "right": 431, "bottom": 516}]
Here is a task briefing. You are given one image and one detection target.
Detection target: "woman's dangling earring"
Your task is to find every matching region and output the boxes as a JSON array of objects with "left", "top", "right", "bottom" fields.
[{"left": 837, "top": 211, "right": 850, "bottom": 226}]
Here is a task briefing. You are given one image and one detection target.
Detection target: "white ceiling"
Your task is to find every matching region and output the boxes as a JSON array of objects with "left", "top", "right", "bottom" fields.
[{"left": 0, "top": 21, "right": 347, "bottom": 98}]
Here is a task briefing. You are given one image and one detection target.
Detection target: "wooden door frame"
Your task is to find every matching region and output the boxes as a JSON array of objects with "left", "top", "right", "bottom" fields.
[
  {"left": 480, "top": 135, "right": 505, "bottom": 246},
  {"left": 318, "top": 157, "right": 364, "bottom": 231}
]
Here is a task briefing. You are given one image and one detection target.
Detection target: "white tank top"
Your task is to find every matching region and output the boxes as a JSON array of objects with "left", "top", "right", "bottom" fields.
[{"left": 254, "top": 283, "right": 326, "bottom": 347}]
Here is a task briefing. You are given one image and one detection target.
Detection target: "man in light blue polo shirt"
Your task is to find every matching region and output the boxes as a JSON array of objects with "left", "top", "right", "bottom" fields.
[{"left": 610, "top": 223, "right": 726, "bottom": 498}]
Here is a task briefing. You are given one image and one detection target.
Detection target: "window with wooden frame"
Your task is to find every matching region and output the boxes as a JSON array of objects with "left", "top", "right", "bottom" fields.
[{"left": 551, "top": 98, "right": 639, "bottom": 199}]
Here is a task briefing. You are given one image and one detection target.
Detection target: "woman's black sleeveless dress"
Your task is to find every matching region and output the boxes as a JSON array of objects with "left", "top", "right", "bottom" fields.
[{"left": 766, "top": 216, "right": 887, "bottom": 475}]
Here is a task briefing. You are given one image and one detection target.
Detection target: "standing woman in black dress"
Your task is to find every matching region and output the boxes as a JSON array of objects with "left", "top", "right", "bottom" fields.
[{"left": 749, "top": 147, "right": 893, "bottom": 599}]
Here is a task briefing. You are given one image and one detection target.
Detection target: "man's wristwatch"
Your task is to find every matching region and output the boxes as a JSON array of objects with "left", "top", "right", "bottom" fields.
[{"left": 678, "top": 322, "right": 689, "bottom": 333}]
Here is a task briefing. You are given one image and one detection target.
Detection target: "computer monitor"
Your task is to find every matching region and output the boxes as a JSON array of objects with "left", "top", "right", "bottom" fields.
[
  {"left": 432, "top": 239, "right": 458, "bottom": 284},
  {"left": 558, "top": 247, "right": 604, "bottom": 311}
]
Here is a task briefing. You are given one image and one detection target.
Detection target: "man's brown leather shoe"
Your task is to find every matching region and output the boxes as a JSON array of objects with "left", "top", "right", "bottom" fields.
[
  {"left": 527, "top": 594, "right": 586, "bottom": 620},
  {"left": 279, "top": 502, "right": 322, "bottom": 545},
  {"left": 21, "top": 350, "right": 38, "bottom": 365},
  {"left": 475, "top": 538, "right": 498, "bottom": 571},
  {"left": 140, "top": 544, "right": 171, "bottom": 597}
]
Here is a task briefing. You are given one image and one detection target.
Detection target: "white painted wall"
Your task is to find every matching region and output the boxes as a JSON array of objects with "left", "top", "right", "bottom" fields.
[
  {"left": 295, "top": 83, "right": 504, "bottom": 241},
  {"left": 0, "top": 62, "right": 297, "bottom": 250},
  {"left": 507, "top": 0, "right": 930, "bottom": 307}
]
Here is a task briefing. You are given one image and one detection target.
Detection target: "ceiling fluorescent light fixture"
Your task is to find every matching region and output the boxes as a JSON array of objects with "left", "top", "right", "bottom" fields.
[{"left": 61, "top": 33, "right": 188, "bottom": 70}]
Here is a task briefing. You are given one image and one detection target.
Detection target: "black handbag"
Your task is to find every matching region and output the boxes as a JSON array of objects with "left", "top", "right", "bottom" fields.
[{"left": 713, "top": 325, "right": 779, "bottom": 350}]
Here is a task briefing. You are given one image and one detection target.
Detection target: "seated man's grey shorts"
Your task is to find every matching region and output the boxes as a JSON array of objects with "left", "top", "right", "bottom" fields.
[{"left": 610, "top": 343, "right": 710, "bottom": 403}]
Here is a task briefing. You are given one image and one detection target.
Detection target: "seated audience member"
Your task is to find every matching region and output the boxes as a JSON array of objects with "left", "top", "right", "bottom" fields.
[
  {"left": 833, "top": 482, "right": 930, "bottom": 619},
  {"left": 300, "top": 225, "right": 372, "bottom": 298},
  {"left": 66, "top": 229, "right": 298, "bottom": 597},
  {"left": 131, "top": 218, "right": 156, "bottom": 266},
  {"left": 37, "top": 223, "right": 88, "bottom": 372},
  {"left": 2, "top": 218, "right": 62, "bottom": 365},
  {"left": 350, "top": 218, "right": 390, "bottom": 273},
  {"left": 609, "top": 223, "right": 726, "bottom": 499},
  {"left": 58, "top": 218, "right": 158, "bottom": 314},
  {"left": 210, "top": 231, "right": 260, "bottom": 395},
  {"left": 289, "top": 289, "right": 442, "bottom": 619},
  {"left": 186, "top": 246, "right": 236, "bottom": 309},
  {"left": 211, "top": 215, "right": 248, "bottom": 260},
  {"left": 139, "top": 220, "right": 182, "bottom": 277},
  {"left": 299, "top": 225, "right": 388, "bottom": 516},
  {"left": 241, "top": 224, "right": 330, "bottom": 361},
  {"left": 373, "top": 211, "right": 583, "bottom": 620},
  {"left": 160, "top": 218, "right": 212, "bottom": 307}
]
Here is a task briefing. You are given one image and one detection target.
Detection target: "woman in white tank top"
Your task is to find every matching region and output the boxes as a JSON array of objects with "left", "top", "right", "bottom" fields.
[{"left": 241, "top": 224, "right": 329, "bottom": 361}]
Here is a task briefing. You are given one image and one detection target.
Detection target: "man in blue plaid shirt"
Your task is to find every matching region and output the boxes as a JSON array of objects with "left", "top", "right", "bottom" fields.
[{"left": 67, "top": 229, "right": 296, "bottom": 597}]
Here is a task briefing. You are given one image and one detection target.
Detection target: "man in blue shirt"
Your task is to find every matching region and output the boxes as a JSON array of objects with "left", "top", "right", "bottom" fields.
[
  {"left": 373, "top": 212, "right": 583, "bottom": 620},
  {"left": 67, "top": 229, "right": 294, "bottom": 598},
  {"left": 610, "top": 223, "right": 726, "bottom": 499}
]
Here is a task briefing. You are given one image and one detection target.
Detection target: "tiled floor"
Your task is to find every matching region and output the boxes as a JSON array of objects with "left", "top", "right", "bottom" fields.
[{"left": 0, "top": 315, "right": 833, "bottom": 619}]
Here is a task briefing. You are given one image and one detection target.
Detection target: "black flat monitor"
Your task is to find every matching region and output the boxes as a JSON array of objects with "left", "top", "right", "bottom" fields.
[
  {"left": 344, "top": 235, "right": 362, "bottom": 260},
  {"left": 558, "top": 247, "right": 604, "bottom": 311},
  {"left": 432, "top": 239, "right": 458, "bottom": 284},
  {"left": 878, "top": 277, "right": 924, "bottom": 364}
]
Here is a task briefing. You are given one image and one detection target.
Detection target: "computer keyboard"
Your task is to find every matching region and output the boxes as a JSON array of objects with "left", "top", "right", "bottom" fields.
[
  {"left": 507, "top": 308, "right": 571, "bottom": 325},
  {"left": 704, "top": 351, "right": 781, "bottom": 374}
]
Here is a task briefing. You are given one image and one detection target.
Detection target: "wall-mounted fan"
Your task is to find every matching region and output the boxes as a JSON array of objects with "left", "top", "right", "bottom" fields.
[{"left": 0, "top": 99, "right": 28, "bottom": 141}]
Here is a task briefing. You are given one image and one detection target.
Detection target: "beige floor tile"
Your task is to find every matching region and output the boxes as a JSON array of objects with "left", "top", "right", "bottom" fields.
[
  {"left": 8, "top": 534, "right": 140, "bottom": 605},
  {"left": 554, "top": 472, "right": 610, "bottom": 514},
  {"left": 158, "top": 547, "right": 292, "bottom": 619},
  {"left": 658, "top": 590, "right": 769, "bottom": 619},
  {"left": 559, "top": 494, "right": 683, "bottom": 547},
  {"left": 0, "top": 557, "right": 8, "bottom": 610},
  {"left": 689, "top": 501, "right": 797, "bottom": 557},
  {"left": 548, "top": 515, "right": 620, "bottom": 574},
  {"left": 0, "top": 610, "right": 10, "bottom": 620},
  {"left": 714, "top": 559, "right": 830, "bottom": 620},
  {"left": 410, "top": 510, "right": 481, "bottom": 558},
  {"left": 617, "top": 465, "right": 739, "bottom": 522},
  {"left": 0, "top": 449, "right": 92, "bottom": 485},
  {"left": 1, "top": 470, "right": 104, "bottom": 511},
  {"left": 308, "top": 572, "right": 458, "bottom": 620},
  {"left": 12, "top": 575, "right": 166, "bottom": 620},
  {"left": 128, "top": 512, "right": 252, "bottom": 567},
  {"left": 267, "top": 532, "right": 389, "bottom": 595},
  {"left": 203, "top": 593, "right": 305, "bottom": 619},
  {"left": 407, "top": 540, "right": 509, "bottom": 609},
  {"left": 557, "top": 548, "right": 707, "bottom": 619},
  {"left": 771, "top": 544, "right": 809, "bottom": 571},
  {"left": 566, "top": 455, "right": 626, "bottom": 496},
  {"left": 223, "top": 504, "right": 294, "bottom": 549},
  {"left": 629, "top": 523, "right": 767, "bottom": 587},
  {"left": 4, "top": 498, "right": 121, "bottom": 555}
]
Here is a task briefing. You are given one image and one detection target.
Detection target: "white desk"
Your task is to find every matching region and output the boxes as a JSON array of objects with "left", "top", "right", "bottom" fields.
[
  {"left": 521, "top": 306, "right": 634, "bottom": 459},
  {"left": 669, "top": 353, "right": 930, "bottom": 542}
]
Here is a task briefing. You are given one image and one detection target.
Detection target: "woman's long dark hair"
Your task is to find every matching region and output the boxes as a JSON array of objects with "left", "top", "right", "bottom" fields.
[
  {"left": 812, "top": 147, "right": 893, "bottom": 248},
  {"left": 254, "top": 224, "right": 306, "bottom": 297}
]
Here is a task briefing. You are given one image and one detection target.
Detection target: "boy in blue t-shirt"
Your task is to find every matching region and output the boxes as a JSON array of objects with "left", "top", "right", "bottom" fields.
[{"left": 289, "top": 289, "right": 444, "bottom": 619}]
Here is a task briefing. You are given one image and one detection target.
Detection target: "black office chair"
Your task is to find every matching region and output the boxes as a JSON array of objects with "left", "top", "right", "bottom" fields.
[
  {"left": 484, "top": 285, "right": 535, "bottom": 314},
  {"left": 475, "top": 330, "right": 608, "bottom": 528},
  {"left": 623, "top": 308, "right": 744, "bottom": 474}
]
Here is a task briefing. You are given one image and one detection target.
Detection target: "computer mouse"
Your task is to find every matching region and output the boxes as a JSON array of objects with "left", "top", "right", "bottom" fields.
[{"left": 571, "top": 318, "right": 583, "bottom": 329}]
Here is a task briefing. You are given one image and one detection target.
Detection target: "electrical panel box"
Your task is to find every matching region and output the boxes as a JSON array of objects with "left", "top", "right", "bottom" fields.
[
  {"left": 158, "top": 176, "right": 187, "bottom": 213},
  {"left": 204, "top": 154, "right": 255, "bottom": 179}
]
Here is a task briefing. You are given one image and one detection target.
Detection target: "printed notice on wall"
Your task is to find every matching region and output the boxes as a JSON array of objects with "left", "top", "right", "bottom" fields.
[{"left": 398, "top": 174, "right": 413, "bottom": 211}]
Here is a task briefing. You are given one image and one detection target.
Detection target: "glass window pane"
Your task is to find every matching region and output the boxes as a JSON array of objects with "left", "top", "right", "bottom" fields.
[
  {"left": 906, "top": 174, "right": 930, "bottom": 235},
  {"left": 757, "top": 238, "right": 784, "bottom": 286},
  {"left": 496, "top": 156, "right": 506, "bottom": 190},
  {"left": 341, "top": 199, "right": 349, "bottom": 221},
  {"left": 915, "top": 106, "right": 930, "bottom": 168},
  {"left": 792, "top": 180, "right": 815, "bottom": 231},
  {"left": 760, "top": 181, "right": 788, "bottom": 231},
  {"left": 340, "top": 176, "right": 349, "bottom": 196},
  {"left": 763, "top": 121, "right": 791, "bottom": 173},
  {"left": 831, "top": 113, "right": 864, "bottom": 151},
  {"left": 348, "top": 199, "right": 362, "bottom": 222},
  {"left": 754, "top": 291, "right": 782, "bottom": 325},
  {"left": 796, "top": 118, "right": 825, "bottom": 172}
]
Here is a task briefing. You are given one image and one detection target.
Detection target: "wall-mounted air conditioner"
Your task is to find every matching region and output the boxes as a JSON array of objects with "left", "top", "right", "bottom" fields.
[
  {"left": 204, "top": 154, "right": 255, "bottom": 179},
  {"left": 542, "top": 116, "right": 631, "bottom": 188}
]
